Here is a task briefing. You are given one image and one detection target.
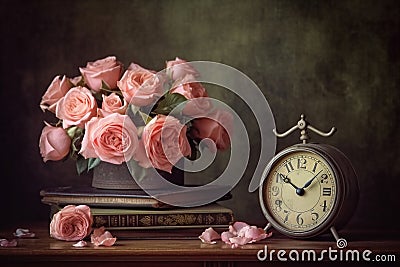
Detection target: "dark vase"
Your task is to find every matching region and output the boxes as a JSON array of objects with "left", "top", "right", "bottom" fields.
[{"left": 92, "top": 161, "right": 184, "bottom": 190}]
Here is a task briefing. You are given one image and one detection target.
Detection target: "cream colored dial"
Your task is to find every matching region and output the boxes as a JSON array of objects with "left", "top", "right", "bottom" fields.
[{"left": 264, "top": 151, "right": 337, "bottom": 232}]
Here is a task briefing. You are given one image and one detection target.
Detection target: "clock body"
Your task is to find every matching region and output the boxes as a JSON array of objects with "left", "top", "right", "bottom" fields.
[{"left": 259, "top": 143, "right": 359, "bottom": 238}]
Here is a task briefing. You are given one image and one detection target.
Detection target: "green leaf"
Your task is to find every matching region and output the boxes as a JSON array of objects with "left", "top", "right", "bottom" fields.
[
  {"left": 67, "top": 126, "right": 84, "bottom": 139},
  {"left": 153, "top": 93, "right": 187, "bottom": 115},
  {"left": 139, "top": 111, "right": 153, "bottom": 124},
  {"left": 70, "top": 127, "right": 84, "bottom": 156},
  {"left": 76, "top": 157, "right": 89, "bottom": 175},
  {"left": 99, "top": 84, "right": 123, "bottom": 98},
  {"left": 66, "top": 126, "right": 78, "bottom": 139},
  {"left": 88, "top": 158, "right": 101, "bottom": 171},
  {"left": 101, "top": 80, "right": 111, "bottom": 90},
  {"left": 93, "top": 91, "right": 103, "bottom": 102}
]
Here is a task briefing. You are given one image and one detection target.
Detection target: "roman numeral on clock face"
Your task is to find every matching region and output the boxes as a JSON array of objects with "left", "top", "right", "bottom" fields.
[
  {"left": 284, "top": 161, "right": 294, "bottom": 173},
  {"left": 322, "top": 187, "right": 332, "bottom": 196}
]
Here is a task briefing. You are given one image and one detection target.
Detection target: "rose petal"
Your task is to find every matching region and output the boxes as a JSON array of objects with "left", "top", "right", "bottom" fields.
[
  {"left": 223, "top": 222, "right": 272, "bottom": 248},
  {"left": 91, "top": 227, "right": 117, "bottom": 247},
  {"left": 91, "top": 226, "right": 106, "bottom": 239},
  {"left": 199, "top": 222, "right": 272, "bottom": 249},
  {"left": 97, "top": 236, "right": 117, "bottom": 247},
  {"left": 72, "top": 240, "right": 88, "bottom": 247},
  {"left": 228, "top": 221, "right": 250, "bottom": 236},
  {"left": 198, "top": 227, "right": 220, "bottom": 244},
  {"left": 249, "top": 231, "right": 273, "bottom": 243},
  {"left": 14, "top": 228, "right": 35, "bottom": 238},
  {"left": 244, "top": 226, "right": 270, "bottom": 242},
  {"left": 0, "top": 239, "right": 18, "bottom": 247},
  {"left": 229, "top": 236, "right": 253, "bottom": 246},
  {"left": 221, "top": 231, "right": 235, "bottom": 243}
]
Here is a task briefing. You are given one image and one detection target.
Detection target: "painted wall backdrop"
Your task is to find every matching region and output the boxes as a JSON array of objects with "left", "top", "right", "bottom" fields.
[{"left": 0, "top": 0, "right": 399, "bottom": 231}]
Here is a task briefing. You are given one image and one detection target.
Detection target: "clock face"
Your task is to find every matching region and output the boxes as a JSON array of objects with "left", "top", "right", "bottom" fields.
[{"left": 262, "top": 150, "right": 337, "bottom": 233}]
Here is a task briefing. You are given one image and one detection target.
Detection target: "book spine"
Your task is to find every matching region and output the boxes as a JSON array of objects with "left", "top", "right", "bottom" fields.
[
  {"left": 41, "top": 196, "right": 165, "bottom": 208},
  {"left": 93, "top": 212, "right": 233, "bottom": 229}
]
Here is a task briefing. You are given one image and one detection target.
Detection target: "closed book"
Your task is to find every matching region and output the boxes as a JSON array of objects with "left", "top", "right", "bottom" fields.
[
  {"left": 40, "top": 186, "right": 232, "bottom": 208},
  {"left": 51, "top": 203, "right": 234, "bottom": 230},
  {"left": 41, "top": 186, "right": 167, "bottom": 208}
]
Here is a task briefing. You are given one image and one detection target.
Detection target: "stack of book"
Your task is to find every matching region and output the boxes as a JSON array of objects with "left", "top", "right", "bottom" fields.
[{"left": 40, "top": 186, "right": 234, "bottom": 239}]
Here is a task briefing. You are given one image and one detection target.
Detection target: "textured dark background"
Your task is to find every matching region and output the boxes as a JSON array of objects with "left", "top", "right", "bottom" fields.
[{"left": 0, "top": 0, "right": 399, "bottom": 232}]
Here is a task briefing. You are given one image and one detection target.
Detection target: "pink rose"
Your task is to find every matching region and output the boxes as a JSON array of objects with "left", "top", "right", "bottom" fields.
[
  {"left": 39, "top": 124, "right": 71, "bottom": 162},
  {"left": 142, "top": 115, "right": 191, "bottom": 173},
  {"left": 40, "top": 75, "right": 71, "bottom": 113},
  {"left": 80, "top": 113, "right": 139, "bottom": 164},
  {"left": 190, "top": 109, "right": 232, "bottom": 151},
  {"left": 166, "top": 57, "right": 199, "bottom": 81},
  {"left": 170, "top": 74, "right": 211, "bottom": 116},
  {"left": 97, "top": 92, "right": 128, "bottom": 117},
  {"left": 117, "top": 63, "right": 163, "bottom": 106},
  {"left": 79, "top": 56, "right": 122, "bottom": 92},
  {"left": 50, "top": 205, "right": 93, "bottom": 241},
  {"left": 56, "top": 86, "right": 97, "bottom": 129}
]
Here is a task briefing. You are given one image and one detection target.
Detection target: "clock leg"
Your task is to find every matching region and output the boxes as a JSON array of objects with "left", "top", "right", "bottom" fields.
[
  {"left": 330, "top": 226, "right": 340, "bottom": 240},
  {"left": 330, "top": 226, "right": 348, "bottom": 248},
  {"left": 264, "top": 222, "right": 272, "bottom": 232}
]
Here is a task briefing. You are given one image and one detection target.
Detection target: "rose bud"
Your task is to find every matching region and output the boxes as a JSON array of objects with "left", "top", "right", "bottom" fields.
[
  {"left": 79, "top": 56, "right": 122, "bottom": 92},
  {"left": 39, "top": 124, "right": 71, "bottom": 162},
  {"left": 166, "top": 57, "right": 199, "bottom": 81}
]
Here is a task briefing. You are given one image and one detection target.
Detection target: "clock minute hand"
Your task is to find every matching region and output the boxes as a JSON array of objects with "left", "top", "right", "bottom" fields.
[{"left": 302, "top": 170, "right": 323, "bottom": 189}]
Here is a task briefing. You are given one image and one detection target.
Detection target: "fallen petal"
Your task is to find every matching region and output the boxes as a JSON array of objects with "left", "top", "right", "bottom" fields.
[
  {"left": 199, "top": 227, "right": 221, "bottom": 244},
  {"left": 230, "top": 221, "right": 250, "bottom": 235},
  {"left": 229, "top": 236, "right": 252, "bottom": 246},
  {"left": 91, "top": 226, "right": 106, "bottom": 238},
  {"left": 246, "top": 226, "right": 273, "bottom": 243},
  {"left": 244, "top": 226, "right": 265, "bottom": 239},
  {"left": 0, "top": 239, "right": 18, "bottom": 247},
  {"left": 237, "top": 225, "right": 251, "bottom": 237},
  {"left": 248, "top": 233, "right": 266, "bottom": 243},
  {"left": 221, "top": 231, "right": 235, "bottom": 244},
  {"left": 72, "top": 240, "right": 88, "bottom": 247},
  {"left": 14, "top": 228, "right": 35, "bottom": 238},
  {"left": 91, "top": 227, "right": 117, "bottom": 247},
  {"left": 97, "top": 236, "right": 117, "bottom": 247}
]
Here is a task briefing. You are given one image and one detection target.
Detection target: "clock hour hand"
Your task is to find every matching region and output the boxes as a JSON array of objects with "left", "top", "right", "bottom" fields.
[
  {"left": 302, "top": 170, "right": 323, "bottom": 189},
  {"left": 279, "top": 173, "right": 305, "bottom": 196}
]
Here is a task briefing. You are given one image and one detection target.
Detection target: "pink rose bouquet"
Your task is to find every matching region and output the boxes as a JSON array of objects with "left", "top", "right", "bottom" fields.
[{"left": 39, "top": 56, "right": 232, "bottom": 175}]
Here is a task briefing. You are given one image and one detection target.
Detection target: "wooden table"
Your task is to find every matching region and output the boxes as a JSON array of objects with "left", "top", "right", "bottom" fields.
[{"left": 0, "top": 223, "right": 398, "bottom": 266}]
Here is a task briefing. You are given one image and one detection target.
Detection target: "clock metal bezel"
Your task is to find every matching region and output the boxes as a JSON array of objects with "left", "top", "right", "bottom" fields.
[{"left": 259, "top": 144, "right": 345, "bottom": 238}]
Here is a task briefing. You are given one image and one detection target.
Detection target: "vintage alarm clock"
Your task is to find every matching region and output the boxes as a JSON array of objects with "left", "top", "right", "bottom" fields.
[{"left": 259, "top": 115, "right": 359, "bottom": 241}]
